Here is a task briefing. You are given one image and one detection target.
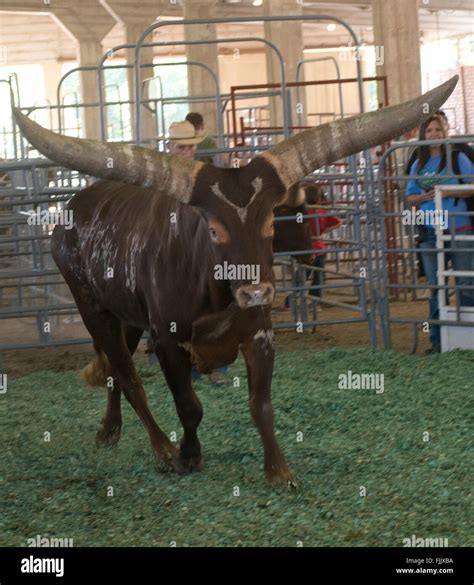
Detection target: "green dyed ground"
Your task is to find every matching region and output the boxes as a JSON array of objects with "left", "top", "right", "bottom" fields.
[{"left": 1, "top": 348, "right": 473, "bottom": 547}]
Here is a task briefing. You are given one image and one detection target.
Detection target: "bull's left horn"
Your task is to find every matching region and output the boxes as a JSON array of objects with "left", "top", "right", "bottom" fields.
[
  {"left": 13, "top": 108, "right": 204, "bottom": 202},
  {"left": 261, "top": 76, "right": 458, "bottom": 189}
]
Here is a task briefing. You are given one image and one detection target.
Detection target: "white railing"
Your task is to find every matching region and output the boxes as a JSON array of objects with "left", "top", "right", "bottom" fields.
[{"left": 434, "top": 184, "right": 474, "bottom": 351}]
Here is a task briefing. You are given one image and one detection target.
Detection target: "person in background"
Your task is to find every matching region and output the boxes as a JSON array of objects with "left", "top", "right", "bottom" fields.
[
  {"left": 405, "top": 109, "right": 474, "bottom": 175},
  {"left": 148, "top": 120, "right": 227, "bottom": 384},
  {"left": 405, "top": 114, "right": 474, "bottom": 354},
  {"left": 404, "top": 111, "right": 474, "bottom": 287},
  {"left": 305, "top": 186, "right": 342, "bottom": 299},
  {"left": 167, "top": 120, "right": 205, "bottom": 157},
  {"left": 283, "top": 185, "right": 341, "bottom": 308},
  {"left": 186, "top": 112, "right": 218, "bottom": 164}
]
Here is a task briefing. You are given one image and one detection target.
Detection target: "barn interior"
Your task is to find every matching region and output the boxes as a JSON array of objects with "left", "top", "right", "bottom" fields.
[
  {"left": 0, "top": 0, "right": 473, "bottom": 566},
  {"left": 1, "top": 0, "right": 473, "bottom": 361}
]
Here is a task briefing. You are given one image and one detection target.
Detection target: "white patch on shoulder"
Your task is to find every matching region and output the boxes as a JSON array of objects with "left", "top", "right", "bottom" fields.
[
  {"left": 177, "top": 341, "right": 192, "bottom": 353},
  {"left": 253, "top": 329, "right": 275, "bottom": 354},
  {"left": 124, "top": 231, "right": 143, "bottom": 293}
]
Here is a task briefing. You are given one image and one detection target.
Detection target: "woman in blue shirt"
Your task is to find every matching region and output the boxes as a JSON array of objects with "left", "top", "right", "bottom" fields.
[{"left": 406, "top": 114, "right": 474, "bottom": 353}]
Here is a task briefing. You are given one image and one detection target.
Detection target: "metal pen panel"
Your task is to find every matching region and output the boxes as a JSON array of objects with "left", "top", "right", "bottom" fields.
[
  {"left": 97, "top": 43, "right": 224, "bottom": 146},
  {"left": 132, "top": 15, "right": 363, "bottom": 145},
  {"left": 295, "top": 56, "right": 345, "bottom": 128}
]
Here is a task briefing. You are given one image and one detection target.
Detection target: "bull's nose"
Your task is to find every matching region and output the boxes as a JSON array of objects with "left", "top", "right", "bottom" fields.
[{"left": 235, "top": 283, "right": 275, "bottom": 309}]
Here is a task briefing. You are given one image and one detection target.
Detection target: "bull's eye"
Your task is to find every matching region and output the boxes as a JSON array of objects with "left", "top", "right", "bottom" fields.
[{"left": 207, "top": 219, "right": 230, "bottom": 244}]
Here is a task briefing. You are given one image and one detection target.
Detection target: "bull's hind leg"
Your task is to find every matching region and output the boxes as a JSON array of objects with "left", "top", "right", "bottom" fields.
[
  {"left": 69, "top": 288, "right": 178, "bottom": 470},
  {"left": 152, "top": 337, "right": 203, "bottom": 474},
  {"left": 96, "top": 325, "right": 143, "bottom": 447}
]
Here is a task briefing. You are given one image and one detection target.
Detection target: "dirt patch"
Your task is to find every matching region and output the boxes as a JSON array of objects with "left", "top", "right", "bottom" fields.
[{"left": 2, "top": 299, "right": 433, "bottom": 378}]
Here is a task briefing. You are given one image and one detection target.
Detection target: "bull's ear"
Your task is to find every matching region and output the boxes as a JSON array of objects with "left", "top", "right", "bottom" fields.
[
  {"left": 281, "top": 184, "right": 305, "bottom": 208},
  {"left": 13, "top": 108, "right": 204, "bottom": 202},
  {"left": 259, "top": 76, "right": 458, "bottom": 189}
]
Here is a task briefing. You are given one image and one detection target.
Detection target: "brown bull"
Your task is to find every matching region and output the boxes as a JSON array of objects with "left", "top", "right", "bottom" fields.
[{"left": 13, "top": 76, "right": 457, "bottom": 486}]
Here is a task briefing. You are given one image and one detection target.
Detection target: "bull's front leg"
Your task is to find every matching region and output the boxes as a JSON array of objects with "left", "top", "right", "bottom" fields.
[{"left": 240, "top": 325, "right": 296, "bottom": 488}]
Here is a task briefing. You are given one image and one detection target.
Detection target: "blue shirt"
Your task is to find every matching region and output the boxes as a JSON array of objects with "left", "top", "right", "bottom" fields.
[{"left": 405, "top": 153, "right": 473, "bottom": 230}]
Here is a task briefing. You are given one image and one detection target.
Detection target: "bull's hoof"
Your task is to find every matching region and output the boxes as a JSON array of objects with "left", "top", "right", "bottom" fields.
[
  {"left": 265, "top": 468, "right": 298, "bottom": 489},
  {"left": 153, "top": 445, "right": 179, "bottom": 473},
  {"left": 174, "top": 454, "right": 203, "bottom": 475},
  {"left": 96, "top": 425, "right": 121, "bottom": 447}
]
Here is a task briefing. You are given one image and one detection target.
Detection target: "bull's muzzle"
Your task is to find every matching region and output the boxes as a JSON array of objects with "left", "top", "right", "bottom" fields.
[{"left": 235, "top": 283, "right": 275, "bottom": 309}]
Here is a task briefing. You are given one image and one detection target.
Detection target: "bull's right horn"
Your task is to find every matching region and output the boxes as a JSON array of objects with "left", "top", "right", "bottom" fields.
[{"left": 261, "top": 76, "right": 458, "bottom": 189}]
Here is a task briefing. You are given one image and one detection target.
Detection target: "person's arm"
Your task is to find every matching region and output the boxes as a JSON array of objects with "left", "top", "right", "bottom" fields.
[
  {"left": 405, "top": 159, "right": 434, "bottom": 206},
  {"left": 319, "top": 215, "right": 342, "bottom": 235},
  {"left": 323, "top": 222, "right": 342, "bottom": 236},
  {"left": 407, "top": 191, "right": 436, "bottom": 206}
]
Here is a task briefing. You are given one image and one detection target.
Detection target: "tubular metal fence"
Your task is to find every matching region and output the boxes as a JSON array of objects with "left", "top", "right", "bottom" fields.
[
  {"left": 1, "top": 14, "right": 473, "bottom": 355},
  {"left": 2, "top": 137, "right": 472, "bottom": 354}
]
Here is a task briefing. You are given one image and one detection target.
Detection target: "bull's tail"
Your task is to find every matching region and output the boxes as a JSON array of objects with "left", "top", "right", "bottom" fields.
[{"left": 80, "top": 349, "right": 109, "bottom": 387}]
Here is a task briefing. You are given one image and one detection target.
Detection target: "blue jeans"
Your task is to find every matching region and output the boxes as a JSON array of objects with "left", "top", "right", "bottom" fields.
[
  {"left": 149, "top": 352, "right": 228, "bottom": 379},
  {"left": 192, "top": 366, "right": 227, "bottom": 381},
  {"left": 419, "top": 229, "right": 474, "bottom": 347}
]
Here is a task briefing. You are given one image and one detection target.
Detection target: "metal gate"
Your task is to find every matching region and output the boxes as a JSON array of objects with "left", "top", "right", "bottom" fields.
[{"left": 1, "top": 14, "right": 472, "bottom": 354}]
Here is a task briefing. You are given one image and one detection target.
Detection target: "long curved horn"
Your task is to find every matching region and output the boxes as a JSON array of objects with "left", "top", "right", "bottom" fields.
[
  {"left": 261, "top": 76, "right": 458, "bottom": 189},
  {"left": 13, "top": 108, "right": 204, "bottom": 203}
]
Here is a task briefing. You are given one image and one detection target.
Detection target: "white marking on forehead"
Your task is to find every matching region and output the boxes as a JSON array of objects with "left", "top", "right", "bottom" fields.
[
  {"left": 252, "top": 177, "right": 263, "bottom": 196},
  {"left": 211, "top": 177, "right": 263, "bottom": 223}
]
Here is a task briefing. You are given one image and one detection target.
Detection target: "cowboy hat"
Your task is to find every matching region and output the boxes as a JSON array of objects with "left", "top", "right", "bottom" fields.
[{"left": 168, "top": 121, "right": 207, "bottom": 145}]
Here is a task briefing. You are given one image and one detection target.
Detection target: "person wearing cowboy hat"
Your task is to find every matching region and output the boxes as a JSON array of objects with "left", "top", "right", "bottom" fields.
[
  {"left": 167, "top": 120, "right": 206, "bottom": 159},
  {"left": 186, "top": 112, "right": 218, "bottom": 165}
]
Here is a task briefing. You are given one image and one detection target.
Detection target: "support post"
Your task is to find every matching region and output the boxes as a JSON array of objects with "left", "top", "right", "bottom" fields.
[
  {"left": 372, "top": 0, "right": 422, "bottom": 106},
  {"left": 183, "top": 0, "right": 219, "bottom": 136}
]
